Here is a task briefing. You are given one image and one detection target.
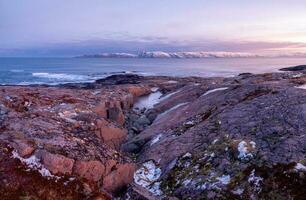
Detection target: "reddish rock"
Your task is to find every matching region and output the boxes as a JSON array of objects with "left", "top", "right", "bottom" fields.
[
  {"left": 40, "top": 151, "right": 75, "bottom": 175},
  {"left": 11, "top": 140, "right": 35, "bottom": 157},
  {"left": 96, "top": 119, "right": 127, "bottom": 149},
  {"left": 94, "top": 101, "right": 125, "bottom": 125},
  {"left": 74, "top": 160, "right": 105, "bottom": 182},
  {"left": 93, "top": 102, "right": 108, "bottom": 118},
  {"left": 104, "top": 159, "right": 117, "bottom": 175},
  {"left": 107, "top": 106, "right": 125, "bottom": 125},
  {"left": 126, "top": 85, "right": 151, "bottom": 97},
  {"left": 102, "top": 163, "right": 136, "bottom": 193}
]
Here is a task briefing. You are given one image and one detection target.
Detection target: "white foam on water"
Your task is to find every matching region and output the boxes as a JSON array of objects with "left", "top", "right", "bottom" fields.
[{"left": 32, "top": 72, "right": 89, "bottom": 81}]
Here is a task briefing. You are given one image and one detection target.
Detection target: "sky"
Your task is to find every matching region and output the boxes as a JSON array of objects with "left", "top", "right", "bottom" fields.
[{"left": 1, "top": 0, "right": 306, "bottom": 56}]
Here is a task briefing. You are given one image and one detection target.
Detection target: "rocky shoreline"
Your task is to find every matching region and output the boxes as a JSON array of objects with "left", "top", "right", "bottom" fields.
[{"left": 0, "top": 68, "right": 305, "bottom": 199}]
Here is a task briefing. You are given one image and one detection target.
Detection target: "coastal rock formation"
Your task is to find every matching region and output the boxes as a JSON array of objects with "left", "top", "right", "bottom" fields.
[
  {"left": 123, "top": 71, "right": 306, "bottom": 199},
  {"left": 0, "top": 82, "right": 150, "bottom": 199},
  {"left": 0, "top": 71, "right": 305, "bottom": 199}
]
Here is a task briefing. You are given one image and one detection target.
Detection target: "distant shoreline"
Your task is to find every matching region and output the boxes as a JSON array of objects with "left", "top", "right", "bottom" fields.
[{"left": 77, "top": 51, "right": 306, "bottom": 59}]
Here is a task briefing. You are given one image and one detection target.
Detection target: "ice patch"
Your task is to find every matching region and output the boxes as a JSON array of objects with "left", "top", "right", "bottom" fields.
[
  {"left": 150, "top": 134, "right": 163, "bottom": 146},
  {"left": 133, "top": 91, "right": 162, "bottom": 110},
  {"left": 134, "top": 160, "right": 162, "bottom": 196},
  {"left": 12, "top": 150, "right": 59, "bottom": 179},
  {"left": 201, "top": 87, "right": 228, "bottom": 97},
  {"left": 237, "top": 141, "right": 255, "bottom": 161},
  {"left": 295, "top": 163, "right": 306, "bottom": 171}
]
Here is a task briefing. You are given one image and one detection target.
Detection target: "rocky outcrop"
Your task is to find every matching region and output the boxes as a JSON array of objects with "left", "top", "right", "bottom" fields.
[
  {"left": 0, "top": 72, "right": 305, "bottom": 199},
  {"left": 0, "top": 80, "right": 152, "bottom": 199},
  {"left": 123, "top": 72, "right": 306, "bottom": 200},
  {"left": 279, "top": 65, "right": 306, "bottom": 71}
]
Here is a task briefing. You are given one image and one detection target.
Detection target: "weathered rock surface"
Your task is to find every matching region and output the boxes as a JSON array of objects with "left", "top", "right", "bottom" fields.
[
  {"left": 124, "top": 72, "right": 306, "bottom": 200},
  {"left": 0, "top": 72, "right": 305, "bottom": 199},
  {"left": 0, "top": 79, "right": 152, "bottom": 199}
]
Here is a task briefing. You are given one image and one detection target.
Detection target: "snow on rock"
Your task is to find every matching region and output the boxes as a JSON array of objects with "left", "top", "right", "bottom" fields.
[
  {"left": 216, "top": 175, "right": 231, "bottom": 185},
  {"left": 248, "top": 169, "right": 263, "bottom": 193},
  {"left": 158, "top": 89, "right": 182, "bottom": 102},
  {"left": 12, "top": 150, "right": 60, "bottom": 179},
  {"left": 237, "top": 140, "right": 255, "bottom": 161},
  {"left": 201, "top": 87, "right": 228, "bottom": 97},
  {"left": 134, "top": 160, "right": 163, "bottom": 196},
  {"left": 155, "top": 102, "right": 189, "bottom": 121},
  {"left": 150, "top": 134, "right": 163, "bottom": 146},
  {"left": 165, "top": 80, "right": 178, "bottom": 84},
  {"left": 232, "top": 188, "right": 244, "bottom": 196},
  {"left": 182, "top": 152, "right": 192, "bottom": 159},
  {"left": 199, "top": 174, "right": 231, "bottom": 191},
  {"left": 295, "top": 163, "right": 306, "bottom": 171},
  {"left": 296, "top": 84, "right": 306, "bottom": 89}
]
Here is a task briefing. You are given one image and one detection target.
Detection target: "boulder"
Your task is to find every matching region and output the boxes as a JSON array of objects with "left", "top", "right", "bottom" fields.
[
  {"left": 40, "top": 151, "right": 75, "bottom": 175},
  {"left": 74, "top": 160, "right": 105, "bottom": 182},
  {"left": 95, "top": 74, "right": 142, "bottom": 85},
  {"left": 96, "top": 119, "right": 127, "bottom": 149},
  {"left": 102, "top": 163, "right": 136, "bottom": 193}
]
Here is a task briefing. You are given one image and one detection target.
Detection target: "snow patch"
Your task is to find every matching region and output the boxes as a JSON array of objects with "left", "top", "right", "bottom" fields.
[
  {"left": 232, "top": 188, "right": 244, "bottom": 195},
  {"left": 237, "top": 141, "right": 255, "bottom": 161},
  {"left": 295, "top": 163, "right": 306, "bottom": 171},
  {"left": 292, "top": 73, "right": 303, "bottom": 78},
  {"left": 216, "top": 175, "right": 231, "bottom": 185},
  {"left": 158, "top": 89, "right": 182, "bottom": 102},
  {"left": 155, "top": 102, "right": 188, "bottom": 121},
  {"left": 150, "top": 134, "right": 163, "bottom": 146},
  {"left": 248, "top": 169, "right": 263, "bottom": 193},
  {"left": 12, "top": 150, "right": 60, "bottom": 179},
  {"left": 165, "top": 80, "right": 178, "bottom": 84},
  {"left": 201, "top": 87, "right": 228, "bottom": 97},
  {"left": 134, "top": 160, "right": 162, "bottom": 196},
  {"left": 296, "top": 84, "right": 306, "bottom": 89}
]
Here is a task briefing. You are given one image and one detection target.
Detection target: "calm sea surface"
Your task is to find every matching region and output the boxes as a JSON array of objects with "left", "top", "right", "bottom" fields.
[{"left": 0, "top": 57, "right": 306, "bottom": 85}]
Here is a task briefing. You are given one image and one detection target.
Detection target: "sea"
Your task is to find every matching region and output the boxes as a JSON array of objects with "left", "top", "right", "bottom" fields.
[{"left": 1, "top": 57, "right": 306, "bottom": 85}]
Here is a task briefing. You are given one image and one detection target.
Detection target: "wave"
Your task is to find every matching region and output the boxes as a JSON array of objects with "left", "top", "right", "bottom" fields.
[
  {"left": 10, "top": 69, "right": 25, "bottom": 73},
  {"left": 32, "top": 72, "right": 90, "bottom": 81}
]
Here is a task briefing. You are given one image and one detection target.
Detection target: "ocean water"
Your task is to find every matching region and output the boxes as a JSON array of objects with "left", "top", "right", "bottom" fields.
[{"left": 0, "top": 57, "right": 306, "bottom": 85}]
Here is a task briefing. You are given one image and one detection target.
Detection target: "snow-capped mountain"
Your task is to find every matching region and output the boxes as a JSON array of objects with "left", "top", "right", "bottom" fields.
[{"left": 78, "top": 51, "right": 306, "bottom": 58}]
